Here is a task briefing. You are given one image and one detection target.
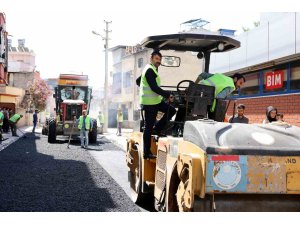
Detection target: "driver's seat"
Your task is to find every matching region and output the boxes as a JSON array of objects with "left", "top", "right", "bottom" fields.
[{"left": 185, "top": 83, "right": 215, "bottom": 119}]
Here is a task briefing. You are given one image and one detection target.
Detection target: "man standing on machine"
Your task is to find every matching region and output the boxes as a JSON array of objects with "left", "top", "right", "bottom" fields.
[{"left": 136, "top": 50, "right": 176, "bottom": 159}]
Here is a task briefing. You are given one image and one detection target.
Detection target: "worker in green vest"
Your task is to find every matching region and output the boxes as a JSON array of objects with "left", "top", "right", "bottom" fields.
[
  {"left": 9, "top": 113, "right": 23, "bottom": 137},
  {"left": 78, "top": 110, "right": 93, "bottom": 149},
  {"left": 173, "top": 72, "right": 246, "bottom": 132},
  {"left": 98, "top": 111, "right": 104, "bottom": 128},
  {"left": 136, "top": 50, "right": 176, "bottom": 159},
  {"left": 196, "top": 72, "right": 246, "bottom": 112},
  {"left": 116, "top": 108, "right": 123, "bottom": 136}
]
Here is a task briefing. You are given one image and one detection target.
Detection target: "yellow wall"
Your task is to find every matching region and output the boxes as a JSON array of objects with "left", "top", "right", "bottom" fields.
[
  {"left": 0, "top": 95, "right": 17, "bottom": 103},
  {"left": 0, "top": 86, "right": 27, "bottom": 127}
]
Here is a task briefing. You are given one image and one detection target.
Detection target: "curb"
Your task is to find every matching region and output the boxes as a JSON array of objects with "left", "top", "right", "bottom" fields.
[{"left": 103, "top": 135, "right": 127, "bottom": 153}]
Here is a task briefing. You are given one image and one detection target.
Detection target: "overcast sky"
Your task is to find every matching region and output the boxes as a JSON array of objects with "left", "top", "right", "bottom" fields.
[{"left": 1, "top": 0, "right": 294, "bottom": 89}]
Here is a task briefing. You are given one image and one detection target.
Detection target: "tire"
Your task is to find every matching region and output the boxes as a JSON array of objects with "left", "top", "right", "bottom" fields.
[
  {"left": 48, "top": 119, "right": 56, "bottom": 143},
  {"left": 89, "top": 119, "right": 97, "bottom": 144},
  {"left": 42, "top": 126, "right": 48, "bottom": 135},
  {"left": 128, "top": 143, "right": 149, "bottom": 204}
]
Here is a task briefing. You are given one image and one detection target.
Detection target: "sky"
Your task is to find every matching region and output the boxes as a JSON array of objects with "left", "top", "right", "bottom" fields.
[{"left": 1, "top": 0, "right": 295, "bottom": 90}]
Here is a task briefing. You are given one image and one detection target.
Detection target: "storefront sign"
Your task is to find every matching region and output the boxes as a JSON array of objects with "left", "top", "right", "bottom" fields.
[{"left": 265, "top": 70, "right": 284, "bottom": 90}]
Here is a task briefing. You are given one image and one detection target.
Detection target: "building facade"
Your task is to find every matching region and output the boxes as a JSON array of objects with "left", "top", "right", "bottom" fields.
[
  {"left": 210, "top": 12, "right": 300, "bottom": 126},
  {"left": 6, "top": 39, "right": 38, "bottom": 126},
  {"left": 0, "top": 13, "right": 28, "bottom": 127}
]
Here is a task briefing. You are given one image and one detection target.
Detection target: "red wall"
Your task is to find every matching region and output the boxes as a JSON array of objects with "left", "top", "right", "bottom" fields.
[
  {"left": 0, "top": 13, "right": 7, "bottom": 84},
  {"left": 226, "top": 94, "right": 300, "bottom": 127}
]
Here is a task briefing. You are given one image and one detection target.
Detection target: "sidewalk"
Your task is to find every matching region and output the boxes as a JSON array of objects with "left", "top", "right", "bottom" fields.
[
  {"left": 103, "top": 128, "right": 133, "bottom": 151},
  {"left": 0, "top": 126, "right": 42, "bottom": 151}
]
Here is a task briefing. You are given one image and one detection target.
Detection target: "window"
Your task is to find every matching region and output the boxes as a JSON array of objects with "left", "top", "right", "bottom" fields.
[
  {"left": 112, "top": 72, "right": 122, "bottom": 94},
  {"left": 239, "top": 72, "right": 260, "bottom": 96},
  {"left": 263, "top": 65, "right": 287, "bottom": 93},
  {"left": 291, "top": 61, "right": 300, "bottom": 90},
  {"left": 138, "top": 58, "right": 143, "bottom": 68},
  {"left": 66, "top": 105, "right": 82, "bottom": 120},
  {"left": 123, "top": 71, "right": 132, "bottom": 88}
]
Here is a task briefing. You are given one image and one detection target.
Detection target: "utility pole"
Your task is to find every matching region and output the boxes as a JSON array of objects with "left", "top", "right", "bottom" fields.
[
  {"left": 103, "top": 20, "right": 112, "bottom": 133},
  {"left": 92, "top": 20, "right": 111, "bottom": 133}
]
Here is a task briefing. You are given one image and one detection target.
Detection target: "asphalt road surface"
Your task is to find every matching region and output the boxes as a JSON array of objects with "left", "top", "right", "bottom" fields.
[{"left": 0, "top": 132, "right": 141, "bottom": 212}]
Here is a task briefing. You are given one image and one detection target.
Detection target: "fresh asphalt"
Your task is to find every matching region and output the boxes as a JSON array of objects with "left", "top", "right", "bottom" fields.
[{"left": 0, "top": 131, "right": 142, "bottom": 212}]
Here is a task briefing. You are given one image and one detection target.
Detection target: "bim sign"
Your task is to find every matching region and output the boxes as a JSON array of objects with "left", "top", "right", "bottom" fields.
[{"left": 265, "top": 70, "right": 284, "bottom": 90}]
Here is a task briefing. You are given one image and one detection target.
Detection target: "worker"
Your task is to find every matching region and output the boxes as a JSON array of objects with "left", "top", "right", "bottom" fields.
[
  {"left": 98, "top": 111, "right": 104, "bottom": 128},
  {"left": 56, "top": 111, "right": 63, "bottom": 123},
  {"left": 78, "top": 110, "right": 93, "bottom": 149},
  {"left": 116, "top": 108, "right": 123, "bottom": 136},
  {"left": 9, "top": 113, "right": 23, "bottom": 137},
  {"left": 0, "top": 109, "right": 4, "bottom": 141},
  {"left": 196, "top": 72, "right": 246, "bottom": 112},
  {"left": 174, "top": 72, "right": 246, "bottom": 127},
  {"left": 136, "top": 50, "right": 176, "bottom": 159}
]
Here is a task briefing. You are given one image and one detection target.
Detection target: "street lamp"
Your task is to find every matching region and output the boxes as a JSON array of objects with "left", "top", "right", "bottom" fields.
[
  {"left": 92, "top": 31, "right": 104, "bottom": 39},
  {"left": 92, "top": 20, "right": 111, "bottom": 133}
]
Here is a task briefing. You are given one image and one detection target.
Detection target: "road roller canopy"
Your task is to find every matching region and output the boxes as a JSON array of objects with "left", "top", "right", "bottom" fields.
[{"left": 140, "top": 32, "right": 240, "bottom": 53}]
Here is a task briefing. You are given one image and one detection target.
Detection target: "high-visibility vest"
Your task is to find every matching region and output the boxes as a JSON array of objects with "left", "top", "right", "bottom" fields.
[
  {"left": 9, "top": 114, "right": 21, "bottom": 123},
  {"left": 200, "top": 73, "right": 235, "bottom": 112},
  {"left": 116, "top": 113, "right": 123, "bottom": 122},
  {"left": 78, "top": 115, "right": 91, "bottom": 130},
  {"left": 98, "top": 114, "right": 104, "bottom": 124},
  {"left": 0, "top": 112, "right": 4, "bottom": 126},
  {"left": 139, "top": 64, "right": 163, "bottom": 105}
]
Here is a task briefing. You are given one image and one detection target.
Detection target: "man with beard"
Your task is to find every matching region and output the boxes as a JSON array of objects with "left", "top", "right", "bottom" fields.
[
  {"left": 174, "top": 72, "right": 246, "bottom": 129},
  {"left": 229, "top": 104, "right": 249, "bottom": 124},
  {"left": 136, "top": 50, "right": 176, "bottom": 159}
]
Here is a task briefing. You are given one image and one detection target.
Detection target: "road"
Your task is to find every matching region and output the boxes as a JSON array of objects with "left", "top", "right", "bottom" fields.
[{"left": 0, "top": 132, "right": 141, "bottom": 212}]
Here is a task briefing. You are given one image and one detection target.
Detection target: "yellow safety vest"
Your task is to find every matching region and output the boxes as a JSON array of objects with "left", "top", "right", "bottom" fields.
[
  {"left": 9, "top": 114, "right": 21, "bottom": 123},
  {"left": 139, "top": 64, "right": 163, "bottom": 105},
  {"left": 200, "top": 73, "right": 235, "bottom": 112},
  {"left": 0, "top": 112, "right": 4, "bottom": 126},
  {"left": 78, "top": 115, "right": 91, "bottom": 130}
]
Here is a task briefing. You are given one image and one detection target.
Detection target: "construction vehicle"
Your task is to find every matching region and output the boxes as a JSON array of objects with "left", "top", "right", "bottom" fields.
[
  {"left": 126, "top": 33, "right": 300, "bottom": 211},
  {"left": 42, "top": 74, "right": 97, "bottom": 144}
]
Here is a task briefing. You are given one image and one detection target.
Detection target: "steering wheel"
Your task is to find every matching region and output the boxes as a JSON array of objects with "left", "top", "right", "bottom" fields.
[{"left": 176, "top": 80, "right": 194, "bottom": 95}]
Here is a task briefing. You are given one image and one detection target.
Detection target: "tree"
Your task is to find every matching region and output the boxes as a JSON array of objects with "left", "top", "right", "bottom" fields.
[
  {"left": 21, "top": 79, "right": 51, "bottom": 112},
  {"left": 253, "top": 21, "right": 260, "bottom": 27},
  {"left": 242, "top": 21, "right": 260, "bottom": 32}
]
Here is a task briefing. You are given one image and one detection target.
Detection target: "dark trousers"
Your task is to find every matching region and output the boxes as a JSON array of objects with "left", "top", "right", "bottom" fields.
[
  {"left": 3, "top": 118, "right": 9, "bottom": 133},
  {"left": 0, "top": 125, "right": 3, "bottom": 141},
  {"left": 32, "top": 122, "right": 37, "bottom": 133},
  {"left": 143, "top": 101, "right": 176, "bottom": 154},
  {"left": 9, "top": 121, "right": 17, "bottom": 136},
  {"left": 116, "top": 122, "right": 122, "bottom": 135}
]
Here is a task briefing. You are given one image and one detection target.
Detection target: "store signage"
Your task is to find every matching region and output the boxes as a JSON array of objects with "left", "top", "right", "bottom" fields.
[{"left": 265, "top": 70, "right": 284, "bottom": 90}]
